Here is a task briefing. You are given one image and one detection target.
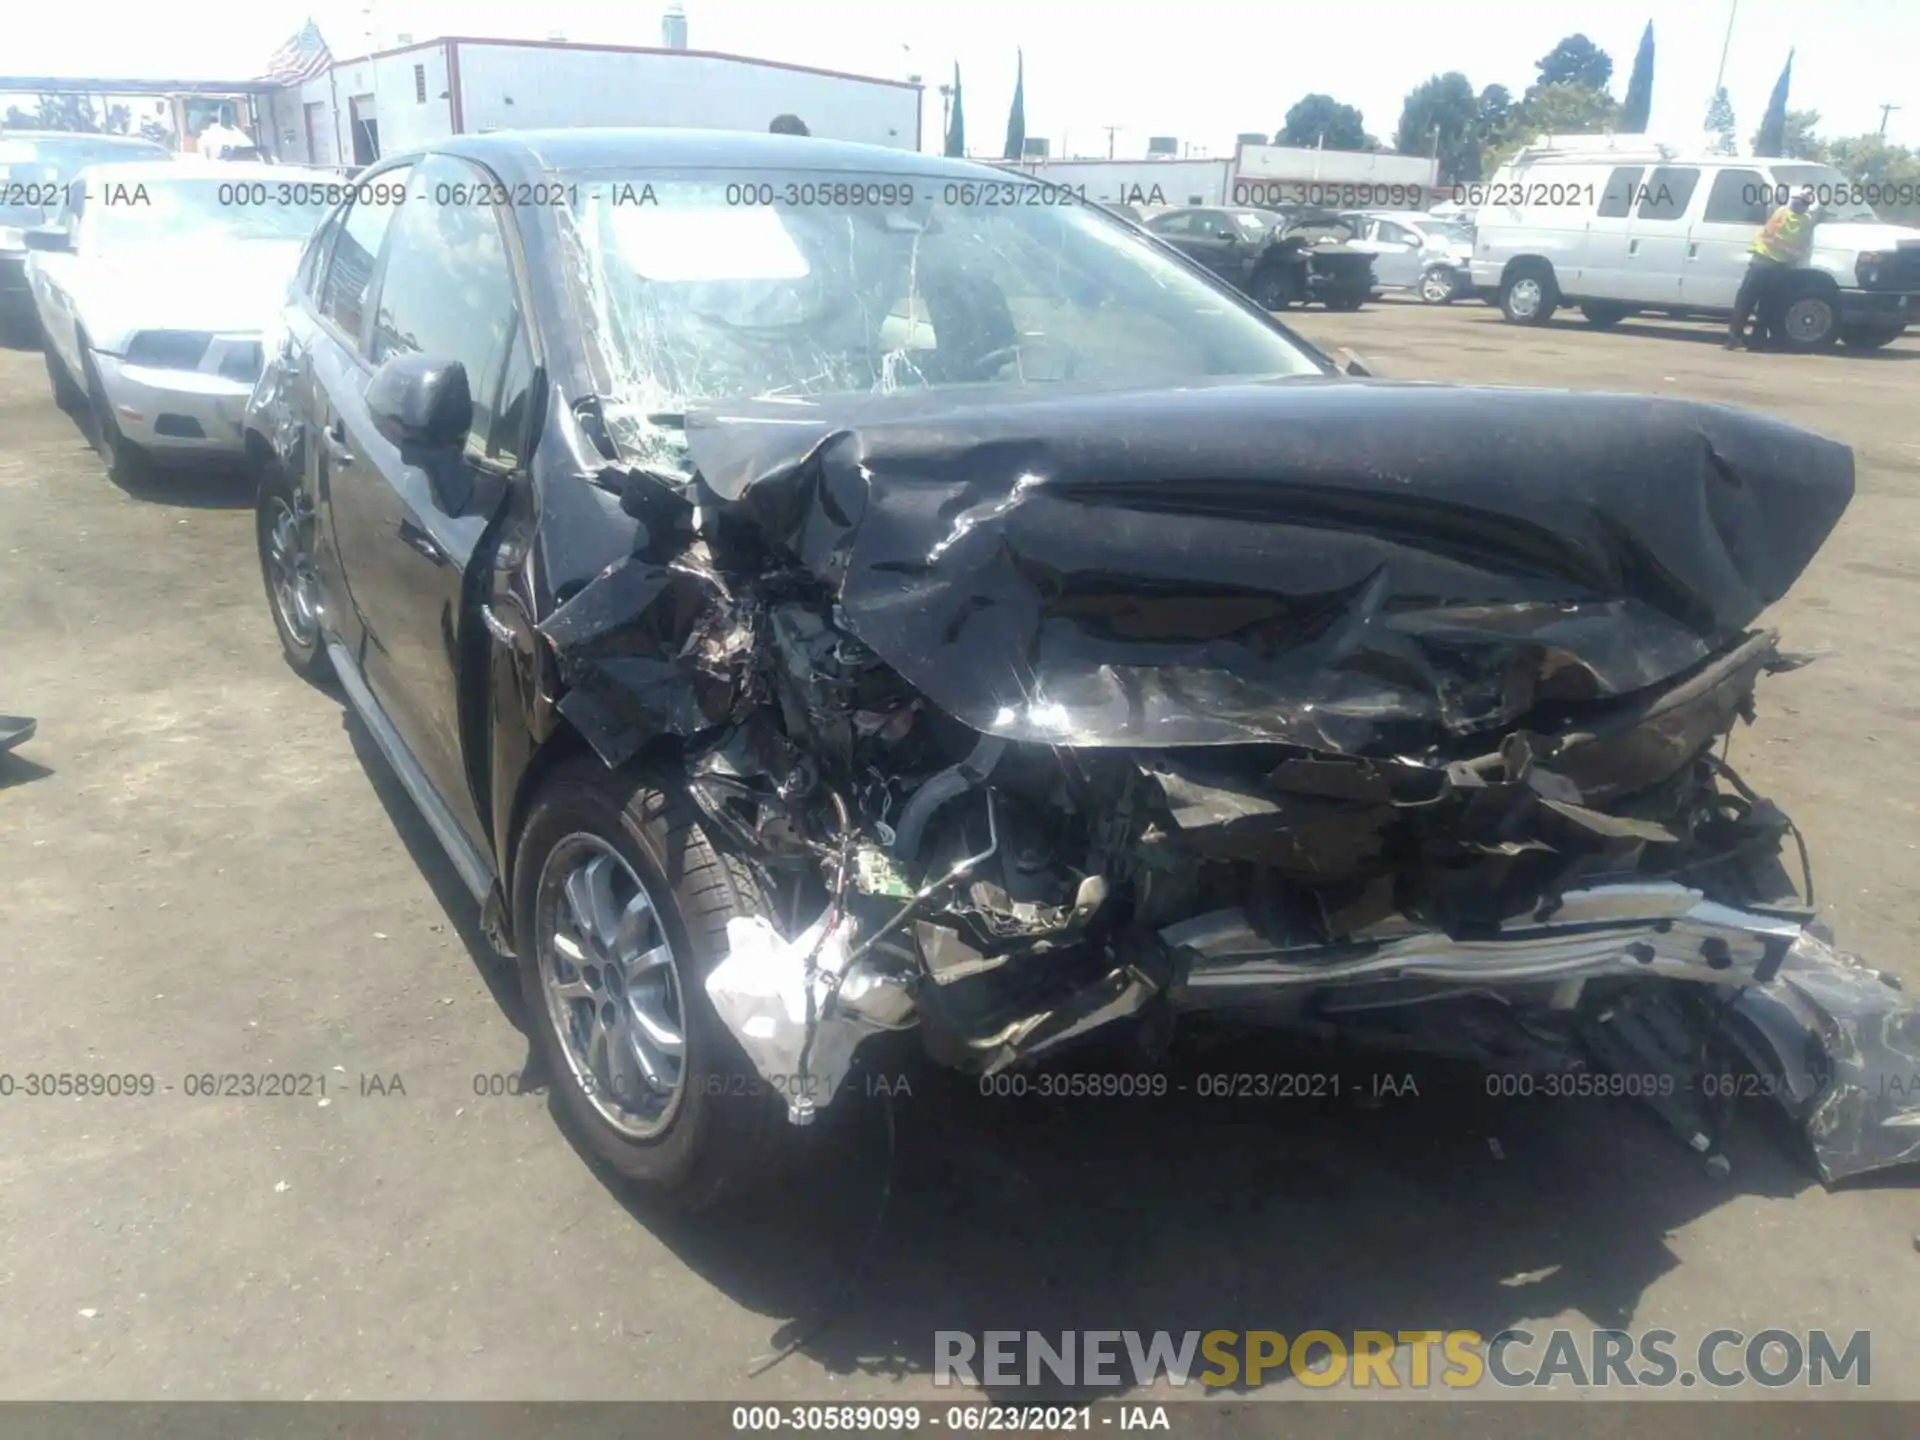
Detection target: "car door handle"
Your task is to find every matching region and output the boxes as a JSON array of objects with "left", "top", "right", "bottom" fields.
[
  {"left": 1687, "top": 243, "right": 1699, "bottom": 259},
  {"left": 1628, "top": 240, "right": 1641, "bottom": 256},
  {"left": 322, "top": 421, "right": 353, "bottom": 465}
]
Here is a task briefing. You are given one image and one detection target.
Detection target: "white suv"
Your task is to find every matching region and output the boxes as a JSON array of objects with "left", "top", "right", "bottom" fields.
[{"left": 1467, "top": 135, "right": 1920, "bottom": 351}]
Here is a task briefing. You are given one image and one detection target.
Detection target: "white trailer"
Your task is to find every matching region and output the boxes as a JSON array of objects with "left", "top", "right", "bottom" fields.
[
  {"left": 1229, "top": 144, "right": 1439, "bottom": 211},
  {"left": 996, "top": 157, "right": 1233, "bottom": 209},
  {"left": 263, "top": 36, "right": 923, "bottom": 168}
]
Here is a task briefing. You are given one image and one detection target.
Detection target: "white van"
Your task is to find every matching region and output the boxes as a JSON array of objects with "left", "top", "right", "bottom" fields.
[{"left": 1468, "top": 135, "right": 1920, "bottom": 351}]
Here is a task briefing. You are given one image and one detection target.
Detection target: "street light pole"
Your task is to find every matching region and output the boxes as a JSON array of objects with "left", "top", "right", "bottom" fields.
[{"left": 1880, "top": 103, "right": 1902, "bottom": 138}]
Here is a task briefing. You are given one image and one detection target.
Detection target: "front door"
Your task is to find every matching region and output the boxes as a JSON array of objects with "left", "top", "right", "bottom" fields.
[
  {"left": 324, "top": 154, "right": 538, "bottom": 852},
  {"left": 1682, "top": 167, "right": 1770, "bottom": 311}
]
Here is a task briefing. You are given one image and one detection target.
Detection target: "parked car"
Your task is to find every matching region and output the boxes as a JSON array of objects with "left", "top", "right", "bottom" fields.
[
  {"left": 1337, "top": 210, "right": 1475, "bottom": 302},
  {"left": 1470, "top": 136, "right": 1920, "bottom": 350},
  {"left": 1144, "top": 204, "right": 1373, "bottom": 310},
  {"left": 247, "top": 129, "right": 1913, "bottom": 1207},
  {"left": 0, "top": 130, "right": 172, "bottom": 343},
  {"left": 25, "top": 160, "right": 337, "bottom": 476}
]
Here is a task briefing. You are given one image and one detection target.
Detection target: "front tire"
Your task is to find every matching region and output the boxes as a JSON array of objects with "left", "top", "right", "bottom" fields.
[
  {"left": 1248, "top": 265, "right": 1300, "bottom": 310},
  {"left": 78, "top": 339, "right": 149, "bottom": 482},
  {"left": 1418, "top": 266, "right": 1457, "bottom": 304},
  {"left": 1498, "top": 264, "right": 1559, "bottom": 325},
  {"left": 512, "top": 760, "right": 795, "bottom": 1208},
  {"left": 43, "top": 339, "right": 83, "bottom": 414},
  {"left": 1776, "top": 286, "right": 1840, "bottom": 353},
  {"left": 255, "top": 464, "right": 332, "bottom": 682}
]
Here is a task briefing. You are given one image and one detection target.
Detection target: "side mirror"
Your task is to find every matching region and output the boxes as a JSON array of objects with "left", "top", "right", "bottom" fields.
[
  {"left": 367, "top": 353, "right": 481, "bottom": 514},
  {"left": 367, "top": 352, "right": 472, "bottom": 449},
  {"left": 23, "top": 228, "right": 73, "bottom": 254}
]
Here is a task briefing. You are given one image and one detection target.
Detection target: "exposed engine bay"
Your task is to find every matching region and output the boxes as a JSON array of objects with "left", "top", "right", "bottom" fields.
[{"left": 538, "top": 378, "right": 1920, "bottom": 1185}]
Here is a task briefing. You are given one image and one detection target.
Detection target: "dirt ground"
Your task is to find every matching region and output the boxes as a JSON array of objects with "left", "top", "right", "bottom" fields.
[{"left": 1, "top": 299, "right": 1916, "bottom": 1404}]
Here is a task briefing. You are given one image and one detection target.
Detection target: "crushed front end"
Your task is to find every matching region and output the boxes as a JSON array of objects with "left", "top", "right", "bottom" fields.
[{"left": 539, "top": 379, "right": 1920, "bottom": 1185}]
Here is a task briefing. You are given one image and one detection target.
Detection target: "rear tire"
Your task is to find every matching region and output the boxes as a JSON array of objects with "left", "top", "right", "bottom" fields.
[
  {"left": 1323, "top": 289, "right": 1367, "bottom": 312},
  {"left": 1498, "top": 263, "right": 1559, "bottom": 325},
  {"left": 255, "top": 464, "right": 332, "bottom": 682},
  {"left": 43, "top": 340, "right": 84, "bottom": 414},
  {"left": 1839, "top": 322, "right": 1905, "bottom": 351},
  {"left": 1581, "top": 302, "right": 1631, "bottom": 328},
  {"left": 512, "top": 760, "right": 798, "bottom": 1208}
]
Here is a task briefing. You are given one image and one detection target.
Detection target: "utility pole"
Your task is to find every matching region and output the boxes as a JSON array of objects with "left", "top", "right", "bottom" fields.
[
  {"left": 1712, "top": 0, "right": 1739, "bottom": 98},
  {"left": 1103, "top": 125, "right": 1120, "bottom": 159},
  {"left": 1879, "top": 103, "right": 1902, "bottom": 137},
  {"left": 938, "top": 83, "right": 953, "bottom": 146}
]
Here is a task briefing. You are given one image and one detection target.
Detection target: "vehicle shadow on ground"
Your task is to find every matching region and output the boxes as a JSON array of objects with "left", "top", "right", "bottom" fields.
[
  {"left": 340, "top": 710, "right": 529, "bottom": 1031},
  {"left": 320, "top": 682, "right": 1845, "bottom": 1397},
  {"left": 577, "top": 1035, "right": 1826, "bottom": 1399},
  {"left": 0, "top": 751, "right": 55, "bottom": 790},
  {"left": 50, "top": 400, "right": 258, "bottom": 509}
]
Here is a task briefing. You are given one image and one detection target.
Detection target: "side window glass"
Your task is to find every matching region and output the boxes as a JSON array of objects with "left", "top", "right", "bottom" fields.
[
  {"left": 489, "top": 323, "right": 537, "bottom": 469},
  {"left": 1636, "top": 167, "right": 1700, "bottom": 222},
  {"left": 1704, "top": 169, "right": 1769, "bottom": 224},
  {"left": 299, "top": 204, "right": 343, "bottom": 298},
  {"left": 368, "top": 157, "right": 524, "bottom": 459},
  {"left": 318, "top": 165, "right": 412, "bottom": 344},
  {"left": 1596, "top": 167, "right": 1644, "bottom": 219},
  {"left": 1149, "top": 212, "right": 1191, "bottom": 236}
]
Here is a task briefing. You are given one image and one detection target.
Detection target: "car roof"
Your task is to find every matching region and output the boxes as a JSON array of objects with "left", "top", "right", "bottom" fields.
[
  {"left": 0, "top": 131, "right": 168, "bottom": 155},
  {"left": 71, "top": 159, "right": 284, "bottom": 183},
  {"left": 399, "top": 128, "right": 1014, "bottom": 184}
]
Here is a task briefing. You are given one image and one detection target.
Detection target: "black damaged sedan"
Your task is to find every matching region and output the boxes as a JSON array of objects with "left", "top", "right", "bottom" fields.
[{"left": 246, "top": 129, "right": 1920, "bottom": 1207}]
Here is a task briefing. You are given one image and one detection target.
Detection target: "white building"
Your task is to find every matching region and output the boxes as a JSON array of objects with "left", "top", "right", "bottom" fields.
[{"left": 262, "top": 35, "right": 924, "bottom": 168}]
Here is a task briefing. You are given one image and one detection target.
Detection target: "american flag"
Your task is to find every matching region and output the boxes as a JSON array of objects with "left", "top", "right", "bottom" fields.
[{"left": 259, "top": 20, "right": 333, "bottom": 86}]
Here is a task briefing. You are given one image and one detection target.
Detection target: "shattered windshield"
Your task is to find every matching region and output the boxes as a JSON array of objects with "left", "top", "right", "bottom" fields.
[{"left": 557, "top": 168, "right": 1328, "bottom": 468}]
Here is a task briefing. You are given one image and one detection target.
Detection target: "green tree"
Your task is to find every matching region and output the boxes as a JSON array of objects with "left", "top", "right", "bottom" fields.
[
  {"left": 1482, "top": 83, "right": 1621, "bottom": 174},
  {"left": 1534, "top": 34, "right": 1614, "bottom": 93},
  {"left": 1753, "top": 51, "right": 1793, "bottom": 156},
  {"left": 1704, "top": 87, "right": 1737, "bottom": 155},
  {"left": 1002, "top": 50, "right": 1025, "bottom": 161},
  {"left": 1277, "top": 93, "right": 1369, "bottom": 151},
  {"left": 1476, "top": 84, "right": 1513, "bottom": 137},
  {"left": 1752, "top": 108, "right": 1826, "bottom": 162},
  {"left": 944, "top": 64, "right": 965, "bottom": 158},
  {"left": 1620, "top": 22, "right": 1655, "bottom": 133},
  {"left": 1827, "top": 134, "right": 1920, "bottom": 223},
  {"left": 32, "top": 94, "right": 103, "bottom": 133},
  {"left": 1395, "top": 72, "right": 1481, "bottom": 183}
]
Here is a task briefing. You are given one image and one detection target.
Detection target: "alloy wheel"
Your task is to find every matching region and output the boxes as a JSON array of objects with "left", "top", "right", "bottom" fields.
[
  {"left": 1507, "top": 278, "right": 1542, "bottom": 319},
  {"left": 264, "top": 495, "right": 321, "bottom": 649},
  {"left": 536, "top": 835, "right": 687, "bottom": 1138}
]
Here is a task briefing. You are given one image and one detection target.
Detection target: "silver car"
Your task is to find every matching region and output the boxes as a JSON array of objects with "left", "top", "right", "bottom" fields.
[
  {"left": 25, "top": 160, "right": 336, "bottom": 475},
  {"left": 1339, "top": 210, "right": 1476, "bottom": 303}
]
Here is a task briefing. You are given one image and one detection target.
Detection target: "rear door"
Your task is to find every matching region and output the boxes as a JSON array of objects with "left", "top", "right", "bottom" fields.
[
  {"left": 326, "top": 153, "right": 537, "bottom": 853},
  {"left": 1618, "top": 165, "right": 1701, "bottom": 305},
  {"left": 1573, "top": 165, "right": 1643, "bottom": 296},
  {"left": 1682, "top": 167, "right": 1770, "bottom": 311}
]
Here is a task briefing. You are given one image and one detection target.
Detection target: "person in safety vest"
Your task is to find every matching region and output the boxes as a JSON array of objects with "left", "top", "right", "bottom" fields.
[{"left": 1726, "top": 186, "right": 1818, "bottom": 350}]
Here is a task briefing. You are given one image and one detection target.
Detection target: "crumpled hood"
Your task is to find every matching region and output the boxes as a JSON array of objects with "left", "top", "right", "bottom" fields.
[
  {"left": 682, "top": 378, "right": 1854, "bottom": 752},
  {"left": 79, "top": 239, "right": 304, "bottom": 340}
]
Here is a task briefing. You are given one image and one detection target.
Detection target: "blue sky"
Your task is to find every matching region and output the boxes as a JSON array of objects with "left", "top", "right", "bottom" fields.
[{"left": 7, "top": 0, "right": 1915, "bottom": 152}]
